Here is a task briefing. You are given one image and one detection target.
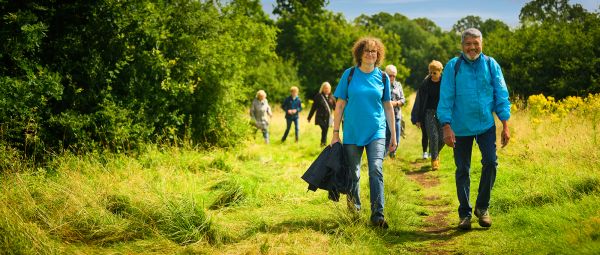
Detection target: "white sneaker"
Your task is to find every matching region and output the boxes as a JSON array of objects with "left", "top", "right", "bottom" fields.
[{"left": 422, "top": 152, "right": 429, "bottom": 159}]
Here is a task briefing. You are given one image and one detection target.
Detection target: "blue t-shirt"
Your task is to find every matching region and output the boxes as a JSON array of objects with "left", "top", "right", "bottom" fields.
[{"left": 334, "top": 67, "right": 391, "bottom": 146}]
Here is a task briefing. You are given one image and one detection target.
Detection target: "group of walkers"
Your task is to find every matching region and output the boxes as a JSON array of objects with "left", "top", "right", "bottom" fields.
[{"left": 252, "top": 28, "right": 511, "bottom": 231}]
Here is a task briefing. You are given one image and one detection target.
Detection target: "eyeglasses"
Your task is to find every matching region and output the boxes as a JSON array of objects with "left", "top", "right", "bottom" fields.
[{"left": 364, "top": 49, "right": 378, "bottom": 55}]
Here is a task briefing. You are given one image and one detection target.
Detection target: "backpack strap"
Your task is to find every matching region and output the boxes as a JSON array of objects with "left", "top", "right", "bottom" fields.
[
  {"left": 454, "top": 55, "right": 492, "bottom": 81},
  {"left": 381, "top": 69, "right": 388, "bottom": 101},
  {"left": 347, "top": 66, "right": 356, "bottom": 87},
  {"left": 346, "top": 66, "right": 387, "bottom": 101}
]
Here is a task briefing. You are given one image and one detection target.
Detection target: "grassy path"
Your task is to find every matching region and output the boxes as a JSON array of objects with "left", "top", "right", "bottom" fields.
[
  {"left": 405, "top": 159, "right": 455, "bottom": 254},
  {"left": 1, "top": 93, "right": 599, "bottom": 254}
]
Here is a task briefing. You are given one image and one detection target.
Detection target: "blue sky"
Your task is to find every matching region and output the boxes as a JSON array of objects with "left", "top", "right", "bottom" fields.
[{"left": 260, "top": 0, "right": 599, "bottom": 31}]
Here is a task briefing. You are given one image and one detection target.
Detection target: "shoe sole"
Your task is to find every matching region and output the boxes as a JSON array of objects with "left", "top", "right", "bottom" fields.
[
  {"left": 478, "top": 219, "right": 491, "bottom": 228},
  {"left": 458, "top": 224, "right": 471, "bottom": 230}
]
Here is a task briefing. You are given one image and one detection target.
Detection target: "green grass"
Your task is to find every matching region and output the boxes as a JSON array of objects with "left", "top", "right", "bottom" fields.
[{"left": 0, "top": 97, "right": 599, "bottom": 254}]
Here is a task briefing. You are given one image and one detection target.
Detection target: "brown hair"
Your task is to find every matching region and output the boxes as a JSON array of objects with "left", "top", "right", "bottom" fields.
[{"left": 352, "top": 36, "right": 385, "bottom": 67}]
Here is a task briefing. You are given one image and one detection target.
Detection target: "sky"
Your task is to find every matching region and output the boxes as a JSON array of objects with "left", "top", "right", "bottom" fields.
[{"left": 260, "top": 0, "right": 599, "bottom": 31}]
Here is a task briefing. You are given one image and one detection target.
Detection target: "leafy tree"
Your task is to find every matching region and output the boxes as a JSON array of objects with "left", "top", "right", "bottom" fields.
[
  {"left": 486, "top": 0, "right": 599, "bottom": 98},
  {"left": 452, "top": 15, "right": 483, "bottom": 32},
  {"left": 520, "top": 0, "right": 589, "bottom": 23},
  {"left": 0, "top": 0, "right": 281, "bottom": 158},
  {"left": 357, "top": 13, "right": 455, "bottom": 88}
]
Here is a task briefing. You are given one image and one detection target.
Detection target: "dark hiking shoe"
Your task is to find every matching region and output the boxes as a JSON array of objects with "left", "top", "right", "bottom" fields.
[
  {"left": 373, "top": 219, "right": 389, "bottom": 229},
  {"left": 475, "top": 208, "right": 492, "bottom": 227},
  {"left": 458, "top": 217, "right": 472, "bottom": 230}
]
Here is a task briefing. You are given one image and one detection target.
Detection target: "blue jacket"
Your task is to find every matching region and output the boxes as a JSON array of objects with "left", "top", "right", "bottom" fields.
[
  {"left": 437, "top": 53, "right": 511, "bottom": 136},
  {"left": 282, "top": 96, "right": 302, "bottom": 120}
]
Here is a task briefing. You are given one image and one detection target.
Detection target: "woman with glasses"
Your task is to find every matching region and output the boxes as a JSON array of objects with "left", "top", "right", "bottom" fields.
[{"left": 330, "top": 37, "right": 396, "bottom": 229}]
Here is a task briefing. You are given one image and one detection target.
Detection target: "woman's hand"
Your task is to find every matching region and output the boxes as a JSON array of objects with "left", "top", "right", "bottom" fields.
[{"left": 330, "top": 132, "right": 340, "bottom": 146}]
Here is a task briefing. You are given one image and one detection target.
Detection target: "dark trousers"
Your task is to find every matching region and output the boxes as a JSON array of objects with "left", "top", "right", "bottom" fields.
[
  {"left": 425, "top": 110, "right": 444, "bottom": 160},
  {"left": 282, "top": 118, "right": 299, "bottom": 142},
  {"left": 454, "top": 126, "right": 498, "bottom": 218},
  {"left": 318, "top": 123, "right": 329, "bottom": 145}
]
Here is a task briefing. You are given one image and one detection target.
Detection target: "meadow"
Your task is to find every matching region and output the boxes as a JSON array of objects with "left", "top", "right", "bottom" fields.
[{"left": 1, "top": 93, "right": 599, "bottom": 254}]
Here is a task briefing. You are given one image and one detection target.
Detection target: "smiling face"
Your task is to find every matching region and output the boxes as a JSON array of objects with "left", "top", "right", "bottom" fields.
[
  {"left": 361, "top": 42, "right": 378, "bottom": 66},
  {"left": 462, "top": 36, "right": 482, "bottom": 61}
]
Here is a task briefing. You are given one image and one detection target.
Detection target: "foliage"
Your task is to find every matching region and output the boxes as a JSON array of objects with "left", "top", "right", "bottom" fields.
[
  {"left": 356, "top": 13, "right": 454, "bottom": 88},
  {"left": 0, "top": 101, "right": 598, "bottom": 253},
  {"left": 485, "top": 1, "right": 599, "bottom": 99},
  {"left": 0, "top": 0, "right": 282, "bottom": 157}
]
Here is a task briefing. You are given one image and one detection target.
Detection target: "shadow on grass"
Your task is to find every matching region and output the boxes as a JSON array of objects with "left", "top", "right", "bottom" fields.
[
  {"left": 238, "top": 215, "right": 477, "bottom": 246},
  {"left": 379, "top": 226, "right": 483, "bottom": 245}
]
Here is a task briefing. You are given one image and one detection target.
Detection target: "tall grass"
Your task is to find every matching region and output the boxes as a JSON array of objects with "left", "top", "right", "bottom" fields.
[
  {"left": 0, "top": 94, "right": 598, "bottom": 254},
  {"left": 435, "top": 94, "right": 600, "bottom": 254}
]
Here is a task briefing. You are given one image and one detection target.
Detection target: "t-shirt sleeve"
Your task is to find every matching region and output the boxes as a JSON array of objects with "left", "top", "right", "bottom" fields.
[
  {"left": 382, "top": 72, "right": 391, "bottom": 102},
  {"left": 334, "top": 68, "right": 351, "bottom": 100}
]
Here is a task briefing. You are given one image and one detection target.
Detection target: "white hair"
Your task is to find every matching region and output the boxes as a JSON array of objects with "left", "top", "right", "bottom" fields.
[
  {"left": 461, "top": 28, "right": 483, "bottom": 44},
  {"left": 318, "top": 82, "right": 331, "bottom": 94},
  {"left": 256, "top": 90, "right": 266, "bottom": 98},
  {"left": 385, "top": 64, "right": 397, "bottom": 75}
]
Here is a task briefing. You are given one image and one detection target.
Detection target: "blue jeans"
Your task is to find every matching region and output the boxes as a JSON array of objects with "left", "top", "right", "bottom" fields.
[
  {"left": 385, "top": 118, "right": 401, "bottom": 155},
  {"left": 281, "top": 117, "right": 299, "bottom": 141},
  {"left": 345, "top": 138, "right": 386, "bottom": 223},
  {"left": 454, "top": 126, "right": 498, "bottom": 218}
]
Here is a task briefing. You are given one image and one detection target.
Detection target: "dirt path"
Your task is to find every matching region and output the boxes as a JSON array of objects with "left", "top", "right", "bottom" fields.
[{"left": 405, "top": 159, "right": 456, "bottom": 254}]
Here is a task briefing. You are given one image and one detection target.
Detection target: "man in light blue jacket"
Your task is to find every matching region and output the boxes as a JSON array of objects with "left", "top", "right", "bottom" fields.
[{"left": 437, "top": 28, "right": 511, "bottom": 231}]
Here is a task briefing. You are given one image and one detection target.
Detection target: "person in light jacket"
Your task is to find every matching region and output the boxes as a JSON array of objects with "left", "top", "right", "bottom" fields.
[
  {"left": 250, "top": 90, "right": 272, "bottom": 144},
  {"left": 437, "top": 28, "right": 511, "bottom": 231},
  {"left": 384, "top": 64, "right": 405, "bottom": 158}
]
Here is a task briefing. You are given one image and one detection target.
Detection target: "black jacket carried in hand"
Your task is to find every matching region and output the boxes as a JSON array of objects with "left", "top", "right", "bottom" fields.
[{"left": 301, "top": 143, "right": 351, "bottom": 202}]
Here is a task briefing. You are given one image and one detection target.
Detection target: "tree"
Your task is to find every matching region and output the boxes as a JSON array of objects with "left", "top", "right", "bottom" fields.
[
  {"left": 480, "top": 19, "right": 510, "bottom": 35},
  {"left": 519, "top": 0, "right": 589, "bottom": 23},
  {"left": 357, "top": 13, "right": 456, "bottom": 88},
  {"left": 452, "top": 15, "right": 483, "bottom": 33},
  {"left": 0, "top": 0, "right": 282, "bottom": 157}
]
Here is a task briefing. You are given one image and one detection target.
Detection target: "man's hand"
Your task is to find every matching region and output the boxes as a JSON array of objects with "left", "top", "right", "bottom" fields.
[
  {"left": 443, "top": 124, "right": 456, "bottom": 148},
  {"left": 416, "top": 122, "right": 421, "bottom": 129},
  {"left": 501, "top": 121, "right": 510, "bottom": 148}
]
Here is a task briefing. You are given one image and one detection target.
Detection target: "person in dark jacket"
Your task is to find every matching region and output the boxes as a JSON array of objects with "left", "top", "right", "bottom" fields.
[
  {"left": 308, "top": 82, "right": 336, "bottom": 146},
  {"left": 412, "top": 60, "right": 445, "bottom": 170},
  {"left": 411, "top": 93, "right": 430, "bottom": 160},
  {"left": 281, "top": 86, "right": 302, "bottom": 143}
]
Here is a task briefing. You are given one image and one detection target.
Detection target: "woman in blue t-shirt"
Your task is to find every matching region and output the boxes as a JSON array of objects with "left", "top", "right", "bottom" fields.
[{"left": 330, "top": 37, "right": 397, "bottom": 229}]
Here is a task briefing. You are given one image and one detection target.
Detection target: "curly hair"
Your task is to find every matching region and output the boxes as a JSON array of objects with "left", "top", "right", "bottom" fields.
[{"left": 352, "top": 36, "right": 385, "bottom": 67}]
